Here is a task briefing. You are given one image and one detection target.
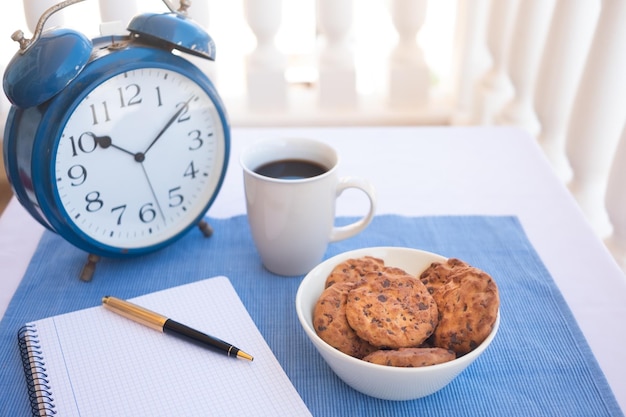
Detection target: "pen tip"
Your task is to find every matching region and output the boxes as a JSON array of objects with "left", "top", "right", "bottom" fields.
[{"left": 238, "top": 351, "right": 254, "bottom": 361}]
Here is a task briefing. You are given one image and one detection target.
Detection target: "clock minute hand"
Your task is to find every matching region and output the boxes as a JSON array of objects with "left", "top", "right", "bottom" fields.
[{"left": 143, "top": 94, "right": 195, "bottom": 156}]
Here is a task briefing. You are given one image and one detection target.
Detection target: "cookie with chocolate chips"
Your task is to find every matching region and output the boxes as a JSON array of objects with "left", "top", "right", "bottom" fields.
[
  {"left": 362, "top": 347, "right": 456, "bottom": 367},
  {"left": 345, "top": 272, "right": 439, "bottom": 349},
  {"left": 423, "top": 262, "right": 499, "bottom": 355},
  {"left": 313, "top": 281, "right": 378, "bottom": 358},
  {"left": 324, "top": 256, "right": 385, "bottom": 288},
  {"left": 419, "top": 258, "right": 472, "bottom": 295}
]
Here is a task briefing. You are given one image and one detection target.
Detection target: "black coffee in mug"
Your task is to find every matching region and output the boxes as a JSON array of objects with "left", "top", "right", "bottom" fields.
[{"left": 254, "top": 159, "right": 328, "bottom": 180}]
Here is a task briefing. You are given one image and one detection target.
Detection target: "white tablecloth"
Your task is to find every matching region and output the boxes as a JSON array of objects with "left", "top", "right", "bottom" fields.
[{"left": 1, "top": 126, "right": 625, "bottom": 411}]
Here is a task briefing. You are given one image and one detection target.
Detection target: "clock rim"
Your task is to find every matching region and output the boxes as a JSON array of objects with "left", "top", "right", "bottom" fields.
[
  {"left": 3, "top": 106, "right": 54, "bottom": 231},
  {"left": 10, "top": 43, "right": 231, "bottom": 257}
]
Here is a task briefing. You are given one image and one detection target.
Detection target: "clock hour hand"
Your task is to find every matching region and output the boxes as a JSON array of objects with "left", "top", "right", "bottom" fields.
[
  {"left": 94, "top": 134, "right": 136, "bottom": 157},
  {"left": 143, "top": 94, "right": 195, "bottom": 156}
]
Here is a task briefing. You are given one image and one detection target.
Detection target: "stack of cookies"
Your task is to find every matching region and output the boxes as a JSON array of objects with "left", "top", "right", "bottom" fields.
[{"left": 313, "top": 256, "right": 499, "bottom": 367}]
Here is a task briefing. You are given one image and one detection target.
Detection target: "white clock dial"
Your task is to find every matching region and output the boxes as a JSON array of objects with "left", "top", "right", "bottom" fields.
[{"left": 53, "top": 68, "right": 226, "bottom": 250}]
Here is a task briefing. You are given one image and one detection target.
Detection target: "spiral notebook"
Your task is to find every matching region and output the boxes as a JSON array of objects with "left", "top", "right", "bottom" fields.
[{"left": 17, "top": 276, "right": 311, "bottom": 417}]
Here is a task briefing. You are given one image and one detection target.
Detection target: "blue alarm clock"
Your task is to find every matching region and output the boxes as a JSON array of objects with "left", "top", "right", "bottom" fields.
[{"left": 2, "top": 0, "right": 230, "bottom": 278}]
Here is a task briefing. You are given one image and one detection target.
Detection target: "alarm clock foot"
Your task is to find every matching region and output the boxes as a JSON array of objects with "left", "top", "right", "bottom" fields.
[
  {"left": 80, "top": 254, "right": 101, "bottom": 282},
  {"left": 198, "top": 220, "right": 213, "bottom": 238}
]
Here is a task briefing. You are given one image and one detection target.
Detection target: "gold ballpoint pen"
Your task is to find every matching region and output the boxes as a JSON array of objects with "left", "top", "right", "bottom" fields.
[{"left": 102, "top": 296, "right": 254, "bottom": 361}]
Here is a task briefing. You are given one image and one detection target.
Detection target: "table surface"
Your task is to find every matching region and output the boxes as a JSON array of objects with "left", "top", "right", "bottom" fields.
[{"left": 1, "top": 126, "right": 625, "bottom": 412}]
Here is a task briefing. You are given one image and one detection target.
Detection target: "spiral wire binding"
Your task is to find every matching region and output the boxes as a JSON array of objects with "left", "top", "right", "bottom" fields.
[{"left": 18, "top": 324, "right": 57, "bottom": 416}]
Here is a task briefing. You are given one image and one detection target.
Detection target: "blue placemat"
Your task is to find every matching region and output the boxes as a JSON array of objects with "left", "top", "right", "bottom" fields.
[{"left": 0, "top": 215, "right": 622, "bottom": 416}]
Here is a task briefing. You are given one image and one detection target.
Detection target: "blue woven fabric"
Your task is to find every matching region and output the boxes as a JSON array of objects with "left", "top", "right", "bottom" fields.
[{"left": 0, "top": 215, "right": 622, "bottom": 416}]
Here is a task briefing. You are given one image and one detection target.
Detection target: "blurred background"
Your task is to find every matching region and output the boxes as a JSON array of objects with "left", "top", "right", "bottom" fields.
[
  {"left": 0, "top": 0, "right": 457, "bottom": 215},
  {"left": 1, "top": 0, "right": 626, "bottom": 272}
]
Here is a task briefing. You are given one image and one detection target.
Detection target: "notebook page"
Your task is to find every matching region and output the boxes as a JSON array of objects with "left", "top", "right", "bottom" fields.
[{"left": 26, "top": 276, "right": 312, "bottom": 417}]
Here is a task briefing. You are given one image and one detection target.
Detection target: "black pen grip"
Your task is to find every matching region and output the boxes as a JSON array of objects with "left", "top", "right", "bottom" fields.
[{"left": 163, "top": 319, "right": 239, "bottom": 358}]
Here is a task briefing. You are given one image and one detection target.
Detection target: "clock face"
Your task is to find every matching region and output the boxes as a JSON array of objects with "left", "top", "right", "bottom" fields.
[{"left": 53, "top": 68, "right": 226, "bottom": 250}]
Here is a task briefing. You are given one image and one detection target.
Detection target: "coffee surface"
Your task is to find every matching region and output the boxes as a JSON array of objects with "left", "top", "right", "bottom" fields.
[{"left": 254, "top": 159, "right": 327, "bottom": 179}]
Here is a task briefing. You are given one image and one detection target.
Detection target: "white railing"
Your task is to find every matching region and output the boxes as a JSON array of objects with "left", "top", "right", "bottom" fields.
[{"left": 1, "top": 0, "right": 625, "bottom": 271}]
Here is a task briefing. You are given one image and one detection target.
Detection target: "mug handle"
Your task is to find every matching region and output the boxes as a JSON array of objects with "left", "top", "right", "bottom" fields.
[{"left": 329, "top": 177, "right": 377, "bottom": 242}]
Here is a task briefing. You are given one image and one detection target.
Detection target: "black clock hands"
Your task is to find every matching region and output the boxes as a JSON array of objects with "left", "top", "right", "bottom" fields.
[
  {"left": 94, "top": 94, "right": 195, "bottom": 161},
  {"left": 94, "top": 133, "right": 164, "bottom": 222},
  {"left": 143, "top": 94, "right": 196, "bottom": 156},
  {"left": 94, "top": 134, "right": 136, "bottom": 157},
  {"left": 135, "top": 95, "right": 195, "bottom": 224},
  {"left": 140, "top": 163, "right": 166, "bottom": 223},
  {"left": 92, "top": 96, "right": 196, "bottom": 227}
]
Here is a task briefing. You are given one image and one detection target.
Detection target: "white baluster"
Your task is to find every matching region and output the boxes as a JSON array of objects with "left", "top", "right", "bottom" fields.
[
  {"left": 566, "top": 0, "right": 626, "bottom": 238},
  {"left": 243, "top": 0, "right": 287, "bottom": 110},
  {"left": 23, "top": 0, "right": 65, "bottom": 31},
  {"left": 387, "top": 0, "right": 429, "bottom": 108},
  {"left": 99, "top": 0, "right": 137, "bottom": 26},
  {"left": 450, "top": 0, "right": 491, "bottom": 125},
  {"left": 496, "top": 0, "right": 556, "bottom": 135},
  {"left": 98, "top": 0, "right": 138, "bottom": 35},
  {"left": 182, "top": 0, "right": 216, "bottom": 83},
  {"left": 317, "top": 0, "right": 356, "bottom": 109},
  {"left": 186, "top": 0, "right": 210, "bottom": 28},
  {"left": 533, "top": 0, "right": 600, "bottom": 182},
  {"left": 471, "top": 0, "right": 518, "bottom": 125},
  {"left": 605, "top": 122, "right": 626, "bottom": 271}
]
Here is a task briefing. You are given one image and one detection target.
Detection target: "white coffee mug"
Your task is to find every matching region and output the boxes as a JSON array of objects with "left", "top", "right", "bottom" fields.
[{"left": 240, "top": 138, "right": 377, "bottom": 276}]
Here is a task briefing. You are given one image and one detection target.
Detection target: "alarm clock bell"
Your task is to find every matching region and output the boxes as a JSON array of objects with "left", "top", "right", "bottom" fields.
[
  {"left": 128, "top": 11, "right": 216, "bottom": 60},
  {"left": 3, "top": 28, "right": 92, "bottom": 108},
  {"left": 2, "top": 0, "right": 230, "bottom": 281}
]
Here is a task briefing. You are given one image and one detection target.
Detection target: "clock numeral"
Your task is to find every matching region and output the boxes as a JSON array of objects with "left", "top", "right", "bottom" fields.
[
  {"left": 68, "top": 132, "right": 97, "bottom": 156},
  {"left": 111, "top": 204, "right": 127, "bottom": 225},
  {"left": 168, "top": 187, "right": 184, "bottom": 207},
  {"left": 188, "top": 130, "right": 203, "bottom": 151},
  {"left": 110, "top": 203, "right": 160, "bottom": 225},
  {"left": 176, "top": 101, "right": 191, "bottom": 123},
  {"left": 90, "top": 102, "right": 111, "bottom": 125},
  {"left": 139, "top": 203, "right": 157, "bottom": 223},
  {"left": 67, "top": 164, "right": 87, "bottom": 186},
  {"left": 184, "top": 161, "right": 199, "bottom": 179},
  {"left": 85, "top": 191, "right": 104, "bottom": 213},
  {"left": 118, "top": 84, "right": 142, "bottom": 108}
]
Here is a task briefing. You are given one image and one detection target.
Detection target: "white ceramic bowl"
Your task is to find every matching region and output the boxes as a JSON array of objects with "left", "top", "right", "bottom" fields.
[{"left": 295, "top": 246, "right": 500, "bottom": 401}]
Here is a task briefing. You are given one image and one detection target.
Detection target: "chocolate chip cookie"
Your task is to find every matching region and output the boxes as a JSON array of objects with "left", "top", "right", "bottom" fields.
[
  {"left": 423, "top": 263, "right": 499, "bottom": 355},
  {"left": 362, "top": 347, "right": 456, "bottom": 367},
  {"left": 313, "top": 281, "right": 378, "bottom": 358},
  {"left": 419, "top": 258, "right": 471, "bottom": 295},
  {"left": 324, "top": 256, "right": 385, "bottom": 288},
  {"left": 345, "top": 272, "right": 439, "bottom": 349}
]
